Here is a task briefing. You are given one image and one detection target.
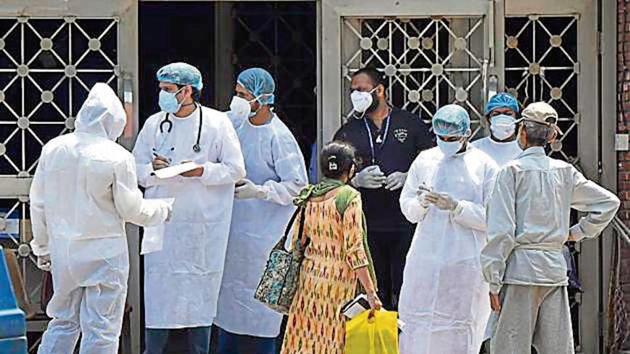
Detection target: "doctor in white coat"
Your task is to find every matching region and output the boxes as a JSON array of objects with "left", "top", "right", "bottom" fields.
[
  {"left": 132, "top": 63, "right": 245, "bottom": 354},
  {"left": 215, "top": 68, "right": 308, "bottom": 354},
  {"left": 398, "top": 104, "right": 498, "bottom": 354},
  {"left": 31, "top": 83, "right": 172, "bottom": 354}
]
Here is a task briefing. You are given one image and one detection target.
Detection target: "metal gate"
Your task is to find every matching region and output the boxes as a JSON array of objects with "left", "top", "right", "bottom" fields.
[
  {"left": 0, "top": 1, "right": 138, "bottom": 353},
  {"left": 321, "top": 0, "right": 603, "bottom": 351}
]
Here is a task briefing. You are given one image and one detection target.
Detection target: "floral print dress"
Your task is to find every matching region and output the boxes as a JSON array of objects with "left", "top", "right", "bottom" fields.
[{"left": 281, "top": 190, "right": 369, "bottom": 354}]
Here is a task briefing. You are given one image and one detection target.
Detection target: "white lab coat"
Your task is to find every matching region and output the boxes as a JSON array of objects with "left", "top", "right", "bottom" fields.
[
  {"left": 471, "top": 136, "right": 522, "bottom": 167},
  {"left": 398, "top": 146, "right": 498, "bottom": 354},
  {"left": 31, "top": 83, "right": 170, "bottom": 354},
  {"left": 215, "top": 115, "right": 308, "bottom": 337},
  {"left": 133, "top": 106, "right": 245, "bottom": 328}
]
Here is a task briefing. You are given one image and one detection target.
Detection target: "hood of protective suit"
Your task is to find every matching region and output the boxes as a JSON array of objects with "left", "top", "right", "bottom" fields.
[{"left": 75, "top": 83, "right": 126, "bottom": 140}]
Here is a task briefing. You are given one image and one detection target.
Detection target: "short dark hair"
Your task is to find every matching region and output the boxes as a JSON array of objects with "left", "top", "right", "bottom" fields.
[
  {"left": 320, "top": 141, "right": 357, "bottom": 179},
  {"left": 522, "top": 121, "right": 553, "bottom": 146},
  {"left": 352, "top": 67, "right": 386, "bottom": 89}
]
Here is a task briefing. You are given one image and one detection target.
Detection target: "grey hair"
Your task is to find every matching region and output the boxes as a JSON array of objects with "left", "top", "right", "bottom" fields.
[{"left": 522, "top": 121, "right": 554, "bottom": 146}]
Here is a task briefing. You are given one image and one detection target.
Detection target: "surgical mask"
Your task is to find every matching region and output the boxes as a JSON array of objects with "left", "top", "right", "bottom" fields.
[
  {"left": 229, "top": 96, "right": 254, "bottom": 120},
  {"left": 158, "top": 87, "right": 184, "bottom": 114},
  {"left": 350, "top": 88, "right": 377, "bottom": 115},
  {"left": 489, "top": 114, "right": 516, "bottom": 141},
  {"left": 436, "top": 138, "right": 463, "bottom": 157},
  {"left": 229, "top": 95, "right": 265, "bottom": 121}
]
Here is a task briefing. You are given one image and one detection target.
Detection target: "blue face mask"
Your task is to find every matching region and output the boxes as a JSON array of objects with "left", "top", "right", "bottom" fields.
[
  {"left": 159, "top": 87, "right": 184, "bottom": 114},
  {"left": 436, "top": 138, "right": 463, "bottom": 157}
]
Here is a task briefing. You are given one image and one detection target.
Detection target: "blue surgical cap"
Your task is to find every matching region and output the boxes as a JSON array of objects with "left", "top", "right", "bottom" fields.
[
  {"left": 485, "top": 92, "right": 519, "bottom": 115},
  {"left": 432, "top": 104, "right": 471, "bottom": 137},
  {"left": 156, "top": 62, "right": 203, "bottom": 91},
  {"left": 237, "top": 68, "right": 275, "bottom": 105}
]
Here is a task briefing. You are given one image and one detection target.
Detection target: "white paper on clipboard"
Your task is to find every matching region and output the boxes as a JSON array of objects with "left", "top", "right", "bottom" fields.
[
  {"left": 141, "top": 198, "right": 175, "bottom": 255},
  {"left": 151, "top": 162, "right": 200, "bottom": 179}
]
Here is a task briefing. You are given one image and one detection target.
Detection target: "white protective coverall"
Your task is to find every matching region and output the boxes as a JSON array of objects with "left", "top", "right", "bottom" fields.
[
  {"left": 471, "top": 136, "right": 521, "bottom": 167},
  {"left": 133, "top": 106, "right": 245, "bottom": 328},
  {"left": 398, "top": 146, "right": 498, "bottom": 354},
  {"left": 215, "top": 114, "right": 308, "bottom": 337},
  {"left": 30, "top": 83, "right": 171, "bottom": 354}
]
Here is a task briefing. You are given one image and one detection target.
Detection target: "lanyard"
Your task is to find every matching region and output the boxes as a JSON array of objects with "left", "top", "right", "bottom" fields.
[{"left": 363, "top": 112, "right": 391, "bottom": 165}]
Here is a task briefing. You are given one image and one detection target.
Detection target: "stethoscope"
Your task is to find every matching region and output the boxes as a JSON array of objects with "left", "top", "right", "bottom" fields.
[{"left": 156, "top": 103, "right": 203, "bottom": 154}]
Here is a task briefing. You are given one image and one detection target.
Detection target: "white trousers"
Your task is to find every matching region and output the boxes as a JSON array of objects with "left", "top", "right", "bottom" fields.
[{"left": 38, "top": 238, "right": 129, "bottom": 354}]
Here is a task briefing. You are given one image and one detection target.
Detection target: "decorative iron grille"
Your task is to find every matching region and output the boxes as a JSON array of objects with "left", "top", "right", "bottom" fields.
[
  {"left": 342, "top": 17, "right": 486, "bottom": 137},
  {"left": 504, "top": 15, "right": 579, "bottom": 164},
  {"left": 0, "top": 16, "right": 119, "bottom": 321}
]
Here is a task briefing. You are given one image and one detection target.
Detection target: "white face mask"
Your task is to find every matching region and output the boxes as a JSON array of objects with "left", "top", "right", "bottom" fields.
[
  {"left": 350, "top": 88, "right": 377, "bottom": 115},
  {"left": 229, "top": 96, "right": 257, "bottom": 122},
  {"left": 436, "top": 138, "right": 463, "bottom": 157},
  {"left": 489, "top": 114, "right": 516, "bottom": 141}
]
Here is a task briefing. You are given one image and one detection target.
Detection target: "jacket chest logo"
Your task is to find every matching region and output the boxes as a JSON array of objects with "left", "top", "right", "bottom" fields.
[{"left": 393, "top": 128, "right": 408, "bottom": 143}]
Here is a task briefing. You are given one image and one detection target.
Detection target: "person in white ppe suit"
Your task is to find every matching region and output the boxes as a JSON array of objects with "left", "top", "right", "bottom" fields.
[
  {"left": 481, "top": 102, "right": 620, "bottom": 354},
  {"left": 472, "top": 92, "right": 522, "bottom": 167},
  {"left": 215, "top": 68, "right": 308, "bottom": 353},
  {"left": 398, "top": 104, "right": 498, "bottom": 354},
  {"left": 30, "top": 83, "right": 172, "bottom": 354},
  {"left": 132, "top": 62, "right": 245, "bottom": 354}
]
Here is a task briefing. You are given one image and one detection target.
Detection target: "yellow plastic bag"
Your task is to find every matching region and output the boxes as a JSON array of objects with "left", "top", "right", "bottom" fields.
[{"left": 345, "top": 310, "right": 399, "bottom": 354}]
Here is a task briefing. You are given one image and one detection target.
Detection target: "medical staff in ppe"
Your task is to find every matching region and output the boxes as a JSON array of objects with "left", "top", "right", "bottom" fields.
[
  {"left": 215, "top": 68, "right": 308, "bottom": 354},
  {"left": 398, "top": 104, "right": 498, "bottom": 354},
  {"left": 481, "top": 102, "right": 620, "bottom": 353},
  {"left": 472, "top": 92, "right": 522, "bottom": 167},
  {"left": 30, "top": 83, "right": 172, "bottom": 354},
  {"left": 132, "top": 62, "right": 245, "bottom": 354}
]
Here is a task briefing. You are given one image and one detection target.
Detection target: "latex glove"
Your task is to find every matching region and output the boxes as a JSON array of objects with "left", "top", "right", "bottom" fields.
[
  {"left": 489, "top": 292, "right": 501, "bottom": 312},
  {"left": 425, "top": 192, "right": 459, "bottom": 211},
  {"left": 37, "top": 255, "right": 51, "bottom": 272},
  {"left": 235, "top": 179, "right": 266, "bottom": 200},
  {"left": 152, "top": 155, "right": 170, "bottom": 170},
  {"left": 385, "top": 172, "right": 407, "bottom": 191},
  {"left": 352, "top": 166, "right": 386, "bottom": 189},
  {"left": 417, "top": 184, "right": 432, "bottom": 207}
]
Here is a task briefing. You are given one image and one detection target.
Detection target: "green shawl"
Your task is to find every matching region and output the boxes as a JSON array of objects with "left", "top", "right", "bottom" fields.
[{"left": 294, "top": 178, "right": 378, "bottom": 291}]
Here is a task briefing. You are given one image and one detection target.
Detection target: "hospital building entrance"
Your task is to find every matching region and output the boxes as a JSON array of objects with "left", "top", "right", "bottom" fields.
[{"left": 0, "top": 0, "right": 616, "bottom": 353}]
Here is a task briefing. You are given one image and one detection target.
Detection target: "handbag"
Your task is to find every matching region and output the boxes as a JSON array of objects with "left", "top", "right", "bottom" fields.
[{"left": 254, "top": 206, "right": 307, "bottom": 315}]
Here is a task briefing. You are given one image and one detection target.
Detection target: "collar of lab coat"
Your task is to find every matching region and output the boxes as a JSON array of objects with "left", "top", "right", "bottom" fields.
[{"left": 518, "top": 146, "right": 545, "bottom": 159}]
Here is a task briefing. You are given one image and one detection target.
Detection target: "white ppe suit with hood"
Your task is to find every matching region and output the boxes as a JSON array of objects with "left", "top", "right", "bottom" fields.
[
  {"left": 133, "top": 105, "right": 245, "bottom": 328},
  {"left": 30, "top": 83, "right": 171, "bottom": 354},
  {"left": 215, "top": 114, "right": 308, "bottom": 337},
  {"left": 398, "top": 146, "right": 498, "bottom": 354}
]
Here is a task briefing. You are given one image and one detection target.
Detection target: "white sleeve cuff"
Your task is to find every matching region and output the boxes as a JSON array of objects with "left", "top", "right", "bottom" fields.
[
  {"left": 569, "top": 224, "right": 587, "bottom": 242},
  {"left": 451, "top": 202, "right": 464, "bottom": 216},
  {"left": 489, "top": 283, "right": 503, "bottom": 295}
]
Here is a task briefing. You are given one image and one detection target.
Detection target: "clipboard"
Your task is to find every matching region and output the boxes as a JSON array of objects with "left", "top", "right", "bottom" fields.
[{"left": 151, "top": 162, "right": 200, "bottom": 179}]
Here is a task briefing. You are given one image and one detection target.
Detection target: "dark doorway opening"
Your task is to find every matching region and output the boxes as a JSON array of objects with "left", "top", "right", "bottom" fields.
[{"left": 139, "top": 2, "right": 216, "bottom": 124}]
